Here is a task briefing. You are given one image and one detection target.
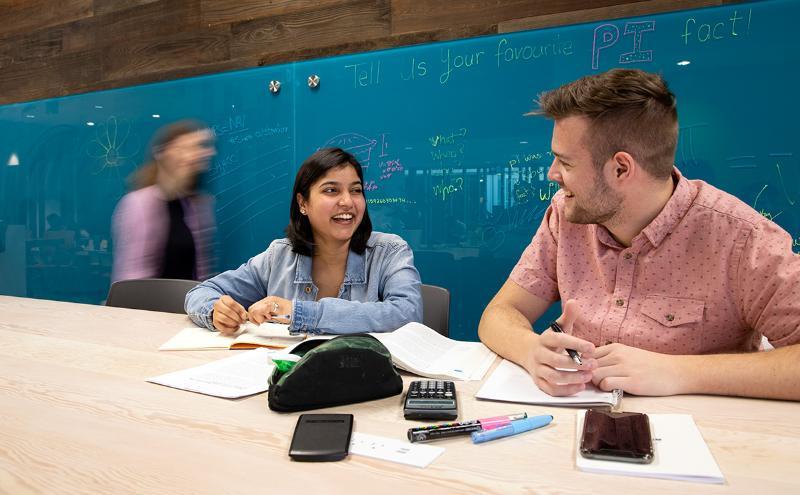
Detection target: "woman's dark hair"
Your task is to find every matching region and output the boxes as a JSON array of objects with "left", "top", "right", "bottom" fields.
[
  {"left": 128, "top": 119, "right": 209, "bottom": 190},
  {"left": 286, "top": 147, "right": 372, "bottom": 255}
]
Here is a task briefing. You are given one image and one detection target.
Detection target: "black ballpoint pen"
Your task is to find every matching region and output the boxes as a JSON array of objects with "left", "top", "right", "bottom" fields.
[{"left": 548, "top": 321, "right": 583, "bottom": 366}]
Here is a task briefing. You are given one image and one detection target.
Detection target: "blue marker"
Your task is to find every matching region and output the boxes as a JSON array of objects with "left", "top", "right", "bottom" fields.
[{"left": 470, "top": 415, "right": 553, "bottom": 444}]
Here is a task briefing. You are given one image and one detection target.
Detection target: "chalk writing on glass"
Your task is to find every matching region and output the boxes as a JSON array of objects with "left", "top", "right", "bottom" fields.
[
  {"left": 228, "top": 125, "right": 289, "bottom": 145},
  {"left": 367, "top": 197, "right": 413, "bottom": 205},
  {"left": 346, "top": 61, "right": 381, "bottom": 88},
  {"left": 86, "top": 116, "right": 137, "bottom": 173},
  {"left": 211, "top": 114, "right": 247, "bottom": 137},
  {"left": 677, "top": 123, "right": 708, "bottom": 168},
  {"left": 494, "top": 36, "right": 574, "bottom": 69},
  {"left": 324, "top": 133, "right": 378, "bottom": 169},
  {"left": 379, "top": 158, "right": 404, "bottom": 181},
  {"left": 400, "top": 57, "right": 428, "bottom": 81},
  {"left": 507, "top": 152, "right": 545, "bottom": 167},
  {"left": 681, "top": 9, "right": 752, "bottom": 45},
  {"left": 428, "top": 128, "right": 468, "bottom": 164},
  {"left": 208, "top": 153, "right": 238, "bottom": 181},
  {"left": 538, "top": 181, "right": 560, "bottom": 201},
  {"left": 439, "top": 48, "right": 485, "bottom": 84},
  {"left": 433, "top": 177, "right": 464, "bottom": 201},
  {"left": 774, "top": 161, "right": 797, "bottom": 206},
  {"left": 592, "top": 20, "right": 655, "bottom": 70},
  {"left": 752, "top": 184, "right": 782, "bottom": 222}
]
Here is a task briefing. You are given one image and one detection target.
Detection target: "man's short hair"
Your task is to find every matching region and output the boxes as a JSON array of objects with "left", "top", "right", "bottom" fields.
[{"left": 532, "top": 69, "right": 678, "bottom": 179}]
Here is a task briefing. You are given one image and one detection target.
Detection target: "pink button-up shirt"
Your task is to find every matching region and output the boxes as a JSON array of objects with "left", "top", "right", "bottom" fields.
[{"left": 510, "top": 170, "right": 800, "bottom": 354}]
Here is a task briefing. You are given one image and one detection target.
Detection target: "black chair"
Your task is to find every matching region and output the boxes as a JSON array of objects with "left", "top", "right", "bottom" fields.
[
  {"left": 421, "top": 283, "right": 450, "bottom": 337},
  {"left": 105, "top": 278, "right": 199, "bottom": 314}
]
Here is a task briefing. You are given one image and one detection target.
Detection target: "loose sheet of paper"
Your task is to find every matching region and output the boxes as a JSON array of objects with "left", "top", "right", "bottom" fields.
[
  {"left": 147, "top": 348, "right": 275, "bottom": 398},
  {"left": 349, "top": 432, "right": 444, "bottom": 468},
  {"left": 575, "top": 411, "right": 724, "bottom": 484}
]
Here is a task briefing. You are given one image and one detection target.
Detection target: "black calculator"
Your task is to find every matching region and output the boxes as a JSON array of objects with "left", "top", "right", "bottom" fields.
[{"left": 403, "top": 380, "right": 458, "bottom": 420}]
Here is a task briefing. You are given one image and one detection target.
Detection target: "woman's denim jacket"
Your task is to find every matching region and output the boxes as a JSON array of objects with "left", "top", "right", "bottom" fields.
[{"left": 185, "top": 232, "right": 422, "bottom": 334}]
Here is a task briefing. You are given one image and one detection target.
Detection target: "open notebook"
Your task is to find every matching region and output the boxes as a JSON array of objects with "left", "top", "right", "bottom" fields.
[
  {"left": 475, "top": 359, "right": 622, "bottom": 408},
  {"left": 159, "top": 322, "right": 304, "bottom": 350},
  {"left": 369, "top": 322, "right": 496, "bottom": 381}
]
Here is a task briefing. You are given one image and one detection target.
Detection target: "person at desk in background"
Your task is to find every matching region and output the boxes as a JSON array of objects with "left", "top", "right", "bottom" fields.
[
  {"left": 478, "top": 68, "right": 800, "bottom": 401},
  {"left": 112, "top": 120, "right": 216, "bottom": 282},
  {"left": 185, "top": 147, "right": 422, "bottom": 335}
]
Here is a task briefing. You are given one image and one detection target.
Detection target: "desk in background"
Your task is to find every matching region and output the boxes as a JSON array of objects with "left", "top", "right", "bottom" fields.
[{"left": 1, "top": 295, "right": 798, "bottom": 494}]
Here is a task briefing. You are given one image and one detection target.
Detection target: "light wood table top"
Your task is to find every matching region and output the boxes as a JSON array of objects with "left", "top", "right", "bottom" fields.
[{"left": 1, "top": 295, "right": 798, "bottom": 494}]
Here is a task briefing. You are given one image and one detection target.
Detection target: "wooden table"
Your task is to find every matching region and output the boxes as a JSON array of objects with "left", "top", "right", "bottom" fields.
[{"left": 1, "top": 295, "right": 798, "bottom": 494}]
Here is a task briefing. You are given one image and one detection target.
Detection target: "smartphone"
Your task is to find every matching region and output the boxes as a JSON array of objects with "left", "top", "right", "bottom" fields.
[
  {"left": 579, "top": 409, "right": 654, "bottom": 464},
  {"left": 289, "top": 413, "right": 353, "bottom": 462}
]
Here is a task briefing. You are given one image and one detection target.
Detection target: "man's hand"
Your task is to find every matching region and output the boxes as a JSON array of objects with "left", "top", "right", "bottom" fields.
[
  {"left": 524, "top": 299, "right": 597, "bottom": 396},
  {"left": 212, "top": 295, "right": 247, "bottom": 335},
  {"left": 248, "top": 296, "right": 293, "bottom": 325},
  {"left": 591, "top": 343, "right": 687, "bottom": 396}
]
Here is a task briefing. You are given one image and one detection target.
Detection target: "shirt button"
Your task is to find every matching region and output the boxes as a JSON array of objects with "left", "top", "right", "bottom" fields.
[
  {"left": 623, "top": 252, "right": 633, "bottom": 260},
  {"left": 304, "top": 286, "right": 312, "bottom": 294},
  {"left": 615, "top": 299, "right": 624, "bottom": 307},
  {"left": 665, "top": 314, "right": 675, "bottom": 322}
]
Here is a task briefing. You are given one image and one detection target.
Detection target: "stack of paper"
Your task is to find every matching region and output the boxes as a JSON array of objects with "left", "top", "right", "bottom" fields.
[
  {"left": 475, "top": 359, "right": 621, "bottom": 408},
  {"left": 370, "top": 322, "right": 496, "bottom": 381},
  {"left": 575, "top": 411, "right": 725, "bottom": 484}
]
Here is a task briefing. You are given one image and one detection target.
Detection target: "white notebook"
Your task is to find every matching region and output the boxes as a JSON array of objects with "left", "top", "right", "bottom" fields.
[
  {"left": 159, "top": 323, "right": 304, "bottom": 350},
  {"left": 575, "top": 411, "right": 725, "bottom": 484},
  {"left": 475, "top": 359, "right": 621, "bottom": 407}
]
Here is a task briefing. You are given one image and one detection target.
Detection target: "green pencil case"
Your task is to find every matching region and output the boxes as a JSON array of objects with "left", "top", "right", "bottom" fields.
[{"left": 267, "top": 334, "right": 402, "bottom": 412}]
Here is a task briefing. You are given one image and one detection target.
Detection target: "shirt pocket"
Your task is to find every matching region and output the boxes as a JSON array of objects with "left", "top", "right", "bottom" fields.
[{"left": 635, "top": 295, "right": 705, "bottom": 354}]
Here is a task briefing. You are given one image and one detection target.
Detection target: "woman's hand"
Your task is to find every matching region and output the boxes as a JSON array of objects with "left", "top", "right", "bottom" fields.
[
  {"left": 212, "top": 295, "right": 248, "bottom": 335},
  {"left": 248, "top": 296, "right": 293, "bottom": 324}
]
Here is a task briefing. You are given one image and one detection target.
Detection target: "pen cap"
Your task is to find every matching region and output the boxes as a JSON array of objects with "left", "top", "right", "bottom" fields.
[
  {"left": 479, "top": 413, "right": 528, "bottom": 431},
  {"left": 470, "top": 415, "right": 553, "bottom": 444}
]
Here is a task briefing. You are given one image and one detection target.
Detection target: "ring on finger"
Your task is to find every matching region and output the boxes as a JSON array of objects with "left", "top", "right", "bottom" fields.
[{"left": 272, "top": 302, "right": 279, "bottom": 313}]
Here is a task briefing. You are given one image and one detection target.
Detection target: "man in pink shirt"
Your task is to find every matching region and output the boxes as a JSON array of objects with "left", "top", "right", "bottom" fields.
[{"left": 479, "top": 69, "right": 800, "bottom": 401}]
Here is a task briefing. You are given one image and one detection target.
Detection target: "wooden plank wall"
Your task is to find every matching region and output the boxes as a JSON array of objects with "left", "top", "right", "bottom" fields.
[{"left": 0, "top": 0, "right": 744, "bottom": 105}]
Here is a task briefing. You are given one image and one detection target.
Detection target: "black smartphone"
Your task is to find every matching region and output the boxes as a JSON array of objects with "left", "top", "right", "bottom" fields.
[
  {"left": 289, "top": 413, "right": 353, "bottom": 462},
  {"left": 579, "top": 409, "right": 654, "bottom": 464}
]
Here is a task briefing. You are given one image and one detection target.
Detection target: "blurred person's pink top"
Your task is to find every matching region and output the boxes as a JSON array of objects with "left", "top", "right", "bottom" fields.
[
  {"left": 510, "top": 168, "right": 800, "bottom": 354},
  {"left": 112, "top": 185, "right": 214, "bottom": 282}
]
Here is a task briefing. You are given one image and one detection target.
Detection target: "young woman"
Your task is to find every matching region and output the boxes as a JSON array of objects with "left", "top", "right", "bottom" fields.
[
  {"left": 185, "top": 147, "right": 422, "bottom": 334},
  {"left": 112, "top": 120, "right": 216, "bottom": 282}
]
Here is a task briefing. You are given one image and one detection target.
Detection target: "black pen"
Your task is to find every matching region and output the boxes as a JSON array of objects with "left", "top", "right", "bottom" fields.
[{"left": 548, "top": 321, "right": 582, "bottom": 366}]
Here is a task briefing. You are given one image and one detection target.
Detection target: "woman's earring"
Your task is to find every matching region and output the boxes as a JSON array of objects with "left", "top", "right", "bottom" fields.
[{"left": 300, "top": 208, "right": 306, "bottom": 215}]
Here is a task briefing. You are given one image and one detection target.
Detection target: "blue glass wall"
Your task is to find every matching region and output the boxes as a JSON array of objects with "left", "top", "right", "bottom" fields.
[{"left": 1, "top": 0, "right": 796, "bottom": 341}]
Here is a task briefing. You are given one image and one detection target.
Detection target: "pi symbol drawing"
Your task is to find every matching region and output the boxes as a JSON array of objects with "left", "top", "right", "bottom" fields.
[{"left": 592, "top": 20, "right": 655, "bottom": 70}]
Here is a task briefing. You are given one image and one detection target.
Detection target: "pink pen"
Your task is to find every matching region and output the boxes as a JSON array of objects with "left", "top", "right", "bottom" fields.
[{"left": 478, "top": 412, "right": 528, "bottom": 430}]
